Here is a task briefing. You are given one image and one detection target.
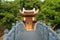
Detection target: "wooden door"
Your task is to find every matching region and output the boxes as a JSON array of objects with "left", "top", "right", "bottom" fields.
[{"left": 25, "top": 21, "right": 33, "bottom": 31}]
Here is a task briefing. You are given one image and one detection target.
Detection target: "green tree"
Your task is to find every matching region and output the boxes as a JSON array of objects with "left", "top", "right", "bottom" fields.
[
  {"left": 0, "top": 0, "right": 21, "bottom": 29},
  {"left": 20, "top": 0, "right": 41, "bottom": 10},
  {"left": 36, "top": 0, "right": 60, "bottom": 26},
  {"left": 0, "top": 0, "right": 60, "bottom": 29}
]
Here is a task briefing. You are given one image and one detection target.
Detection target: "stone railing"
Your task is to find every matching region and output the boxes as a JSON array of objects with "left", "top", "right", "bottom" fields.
[
  {"left": 36, "top": 21, "right": 60, "bottom": 40},
  {"left": 3, "top": 21, "right": 25, "bottom": 40},
  {"left": 3, "top": 20, "right": 60, "bottom": 40}
]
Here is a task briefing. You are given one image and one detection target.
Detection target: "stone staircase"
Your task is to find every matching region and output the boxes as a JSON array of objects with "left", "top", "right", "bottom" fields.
[
  {"left": 20, "top": 31, "right": 43, "bottom": 40},
  {"left": 3, "top": 21, "right": 60, "bottom": 40}
]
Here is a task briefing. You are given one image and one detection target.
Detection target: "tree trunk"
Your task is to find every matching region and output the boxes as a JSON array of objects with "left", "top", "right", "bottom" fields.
[{"left": 0, "top": 26, "right": 5, "bottom": 37}]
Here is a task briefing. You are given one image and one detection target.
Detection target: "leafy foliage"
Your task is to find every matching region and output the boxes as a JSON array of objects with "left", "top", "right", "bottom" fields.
[
  {"left": 36, "top": 0, "right": 60, "bottom": 26},
  {"left": 0, "top": 0, "right": 60, "bottom": 29},
  {"left": 0, "top": 1, "right": 21, "bottom": 29},
  {"left": 20, "top": 0, "right": 41, "bottom": 10}
]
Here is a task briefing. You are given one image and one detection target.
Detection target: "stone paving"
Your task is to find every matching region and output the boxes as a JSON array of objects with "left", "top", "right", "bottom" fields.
[{"left": 20, "top": 31, "right": 43, "bottom": 40}]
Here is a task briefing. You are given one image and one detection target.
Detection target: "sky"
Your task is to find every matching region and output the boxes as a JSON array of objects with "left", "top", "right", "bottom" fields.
[
  {"left": 2, "top": 0, "right": 45, "bottom": 2},
  {"left": 5, "top": 0, "right": 14, "bottom": 1}
]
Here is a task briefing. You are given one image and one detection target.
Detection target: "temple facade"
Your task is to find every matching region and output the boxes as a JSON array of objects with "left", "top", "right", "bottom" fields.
[{"left": 20, "top": 8, "right": 39, "bottom": 31}]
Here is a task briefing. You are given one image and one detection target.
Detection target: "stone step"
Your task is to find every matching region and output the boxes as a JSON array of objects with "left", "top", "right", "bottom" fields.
[{"left": 20, "top": 31, "right": 43, "bottom": 40}]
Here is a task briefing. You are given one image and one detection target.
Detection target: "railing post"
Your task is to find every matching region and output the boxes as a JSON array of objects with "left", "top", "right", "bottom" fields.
[
  {"left": 42, "top": 21, "right": 45, "bottom": 40},
  {"left": 3, "top": 29, "right": 9, "bottom": 40},
  {"left": 42, "top": 21, "right": 48, "bottom": 40},
  {"left": 12, "top": 23, "right": 16, "bottom": 40},
  {"left": 47, "top": 23, "right": 51, "bottom": 40}
]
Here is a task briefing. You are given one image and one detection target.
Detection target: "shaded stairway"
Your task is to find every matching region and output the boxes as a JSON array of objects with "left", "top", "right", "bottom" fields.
[{"left": 3, "top": 21, "right": 60, "bottom": 40}]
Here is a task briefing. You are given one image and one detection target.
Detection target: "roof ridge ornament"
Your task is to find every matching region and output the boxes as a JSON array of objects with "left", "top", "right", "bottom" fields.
[{"left": 20, "top": 8, "right": 39, "bottom": 14}]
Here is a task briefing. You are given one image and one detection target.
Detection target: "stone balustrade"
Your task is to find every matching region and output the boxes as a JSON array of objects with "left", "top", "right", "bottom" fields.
[{"left": 3, "top": 20, "right": 60, "bottom": 40}]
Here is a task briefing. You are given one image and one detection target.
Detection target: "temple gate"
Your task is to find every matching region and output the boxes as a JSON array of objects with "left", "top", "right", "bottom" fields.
[{"left": 20, "top": 8, "right": 39, "bottom": 31}]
